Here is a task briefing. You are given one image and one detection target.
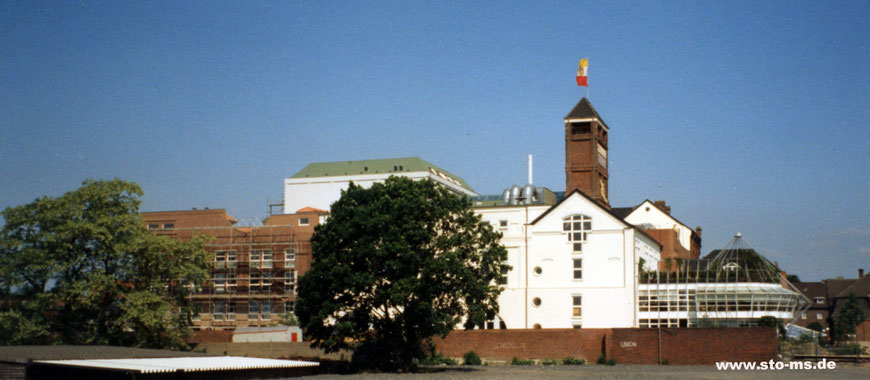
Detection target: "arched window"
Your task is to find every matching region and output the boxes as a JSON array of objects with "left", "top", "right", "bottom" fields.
[{"left": 563, "top": 215, "right": 591, "bottom": 252}]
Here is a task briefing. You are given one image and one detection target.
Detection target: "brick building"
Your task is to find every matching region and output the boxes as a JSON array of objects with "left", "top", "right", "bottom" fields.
[
  {"left": 142, "top": 207, "right": 328, "bottom": 330},
  {"left": 794, "top": 269, "right": 870, "bottom": 342}
]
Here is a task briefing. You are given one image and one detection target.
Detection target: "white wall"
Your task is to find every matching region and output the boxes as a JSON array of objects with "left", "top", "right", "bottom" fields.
[
  {"left": 284, "top": 172, "right": 476, "bottom": 213},
  {"left": 624, "top": 200, "right": 693, "bottom": 251},
  {"left": 476, "top": 193, "right": 662, "bottom": 330}
]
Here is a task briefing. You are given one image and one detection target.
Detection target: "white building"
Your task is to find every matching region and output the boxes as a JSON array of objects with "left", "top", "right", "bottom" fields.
[
  {"left": 474, "top": 188, "right": 662, "bottom": 329},
  {"left": 284, "top": 157, "right": 477, "bottom": 214}
]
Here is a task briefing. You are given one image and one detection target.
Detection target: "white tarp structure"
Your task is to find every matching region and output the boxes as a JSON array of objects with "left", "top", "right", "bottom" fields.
[{"left": 34, "top": 356, "right": 317, "bottom": 374}]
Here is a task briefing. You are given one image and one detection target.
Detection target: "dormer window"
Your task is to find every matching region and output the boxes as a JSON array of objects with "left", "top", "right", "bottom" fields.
[{"left": 723, "top": 262, "right": 740, "bottom": 271}]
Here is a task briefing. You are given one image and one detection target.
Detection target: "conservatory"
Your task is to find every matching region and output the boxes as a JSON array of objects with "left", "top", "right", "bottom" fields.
[{"left": 637, "top": 233, "right": 810, "bottom": 328}]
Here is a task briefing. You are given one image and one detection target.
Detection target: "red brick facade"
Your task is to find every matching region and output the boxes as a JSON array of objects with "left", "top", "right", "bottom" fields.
[
  {"left": 435, "top": 327, "right": 777, "bottom": 365},
  {"left": 142, "top": 208, "right": 327, "bottom": 330}
]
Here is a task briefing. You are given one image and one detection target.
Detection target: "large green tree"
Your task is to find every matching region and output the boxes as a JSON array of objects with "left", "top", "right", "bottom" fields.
[
  {"left": 295, "top": 176, "right": 507, "bottom": 371},
  {"left": 0, "top": 179, "right": 211, "bottom": 349}
]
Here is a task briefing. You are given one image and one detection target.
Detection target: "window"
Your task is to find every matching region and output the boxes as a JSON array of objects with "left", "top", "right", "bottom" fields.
[
  {"left": 814, "top": 297, "right": 825, "bottom": 304},
  {"left": 299, "top": 218, "right": 309, "bottom": 226},
  {"left": 801, "top": 312, "right": 807, "bottom": 319},
  {"left": 227, "top": 251, "right": 237, "bottom": 268},
  {"left": 816, "top": 312, "right": 823, "bottom": 320},
  {"left": 250, "top": 272, "right": 271, "bottom": 293},
  {"left": 573, "top": 259, "right": 582, "bottom": 280},
  {"left": 284, "top": 247, "right": 296, "bottom": 263},
  {"left": 563, "top": 215, "right": 591, "bottom": 252},
  {"left": 214, "top": 251, "right": 237, "bottom": 268},
  {"left": 284, "top": 301, "right": 295, "bottom": 316},
  {"left": 212, "top": 273, "right": 236, "bottom": 293},
  {"left": 248, "top": 300, "right": 272, "bottom": 320},
  {"left": 251, "top": 250, "right": 273, "bottom": 269},
  {"left": 262, "top": 301, "right": 271, "bottom": 320},
  {"left": 147, "top": 224, "right": 159, "bottom": 230},
  {"left": 498, "top": 220, "right": 508, "bottom": 231},
  {"left": 213, "top": 301, "right": 235, "bottom": 321},
  {"left": 213, "top": 272, "right": 236, "bottom": 293},
  {"left": 285, "top": 270, "right": 297, "bottom": 294},
  {"left": 498, "top": 265, "right": 509, "bottom": 285},
  {"left": 214, "top": 273, "right": 226, "bottom": 293},
  {"left": 572, "top": 296, "right": 582, "bottom": 318},
  {"left": 162, "top": 223, "right": 174, "bottom": 230},
  {"left": 571, "top": 123, "right": 590, "bottom": 135}
]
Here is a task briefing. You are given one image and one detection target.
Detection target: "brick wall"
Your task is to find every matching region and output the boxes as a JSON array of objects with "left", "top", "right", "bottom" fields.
[
  {"left": 435, "top": 329, "right": 610, "bottom": 362},
  {"left": 194, "top": 342, "right": 350, "bottom": 360},
  {"left": 189, "top": 329, "right": 234, "bottom": 343},
  {"left": 435, "top": 327, "right": 777, "bottom": 365},
  {"left": 608, "top": 327, "right": 777, "bottom": 365}
]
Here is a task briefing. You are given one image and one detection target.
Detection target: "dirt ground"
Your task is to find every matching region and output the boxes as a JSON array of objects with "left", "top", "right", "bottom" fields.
[{"left": 305, "top": 362, "right": 870, "bottom": 380}]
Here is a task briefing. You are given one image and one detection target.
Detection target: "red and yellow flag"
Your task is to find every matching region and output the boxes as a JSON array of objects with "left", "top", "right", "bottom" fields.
[{"left": 576, "top": 58, "right": 588, "bottom": 87}]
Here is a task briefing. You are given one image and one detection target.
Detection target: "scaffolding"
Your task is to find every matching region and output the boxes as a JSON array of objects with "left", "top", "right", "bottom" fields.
[
  {"left": 638, "top": 233, "right": 810, "bottom": 328},
  {"left": 163, "top": 223, "right": 308, "bottom": 330}
]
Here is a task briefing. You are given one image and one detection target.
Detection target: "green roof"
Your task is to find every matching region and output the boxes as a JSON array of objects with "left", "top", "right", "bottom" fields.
[{"left": 291, "top": 157, "right": 475, "bottom": 192}]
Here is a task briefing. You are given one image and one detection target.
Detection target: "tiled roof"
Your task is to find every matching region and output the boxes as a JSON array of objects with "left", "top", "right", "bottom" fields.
[
  {"left": 564, "top": 97, "right": 608, "bottom": 128},
  {"left": 824, "top": 279, "right": 858, "bottom": 299},
  {"left": 836, "top": 275, "right": 870, "bottom": 298},
  {"left": 611, "top": 207, "right": 635, "bottom": 219},
  {"left": 795, "top": 282, "right": 828, "bottom": 299},
  {"left": 296, "top": 207, "right": 329, "bottom": 213}
]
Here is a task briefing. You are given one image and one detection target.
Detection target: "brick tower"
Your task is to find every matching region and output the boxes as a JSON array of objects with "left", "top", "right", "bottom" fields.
[{"left": 564, "top": 98, "right": 610, "bottom": 208}]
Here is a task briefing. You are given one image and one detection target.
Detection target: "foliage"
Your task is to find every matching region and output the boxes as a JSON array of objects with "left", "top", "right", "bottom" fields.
[
  {"left": 295, "top": 177, "right": 508, "bottom": 372},
  {"left": 420, "top": 352, "right": 457, "bottom": 366},
  {"left": 463, "top": 351, "right": 482, "bottom": 365},
  {"left": 279, "top": 312, "right": 299, "bottom": 326},
  {"left": 834, "top": 293, "right": 868, "bottom": 343},
  {"left": 807, "top": 322, "right": 824, "bottom": 332},
  {"left": 0, "top": 179, "right": 211, "bottom": 349},
  {"left": 637, "top": 258, "right": 647, "bottom": 278},
  {"left": 757, "top": 315, "right": 787, "bottom": 337},
  {"left": 511, "top": 357, "right": 534, "bottom": 365},
  {"left": 757, "top": 316, "right": 779, "bottom": 327},
  {"left": 786, "top": 274, "right": 800, "bottom": 283},
  {"left": 831, "top": 344, "right": 868, "bottom": 355},
  {"left": 597, "top": 354, "right": 615, "bottom": 365},
  {"left": 561, "top": 357, "right": 585, "bottom": 365}
]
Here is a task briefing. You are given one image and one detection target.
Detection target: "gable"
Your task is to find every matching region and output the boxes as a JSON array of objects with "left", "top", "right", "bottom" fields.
[
  {"left": 625, "top": 200, "right": 692, "bottom": 232},
  {"left": 531, "top": 190, "right": 629, "bottom": 232}
]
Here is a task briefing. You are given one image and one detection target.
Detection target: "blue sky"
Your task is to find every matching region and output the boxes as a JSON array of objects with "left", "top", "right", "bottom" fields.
[{"left": 2, "top": 1, "right": 868, "bottom": 281}]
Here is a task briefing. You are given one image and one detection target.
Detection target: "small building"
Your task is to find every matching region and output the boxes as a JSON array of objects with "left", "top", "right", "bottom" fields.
[
  {"left": 613, "top": 200, "right": 702, "bottom": 271},
  {"left": 232, "top": 326, "right": 303, "bottom": 343}
]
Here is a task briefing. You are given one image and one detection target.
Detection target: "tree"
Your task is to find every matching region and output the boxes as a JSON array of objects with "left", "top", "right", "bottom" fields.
[
  {"left": 834, "top": 293, "right": 868, "bottom": 345},
  {"left": 786, "top": 274, "right": 801, "bottom": 283},
  {"left": 0, "top": 179, "right": 211, "bottom": 349},
  {"left": 295, "top": 176, "right": 508, "bottom": 371}
]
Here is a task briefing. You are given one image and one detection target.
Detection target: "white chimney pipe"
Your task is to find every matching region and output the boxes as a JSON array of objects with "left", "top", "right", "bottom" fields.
[{"left": 527, "top": 154, "right": 533, "bottom": 185}]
